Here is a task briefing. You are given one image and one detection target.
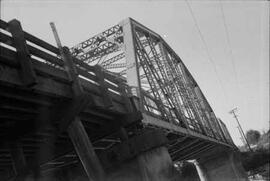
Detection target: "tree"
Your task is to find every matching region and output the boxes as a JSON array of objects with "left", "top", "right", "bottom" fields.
[{"left": 246, "top": 130, "right": 261, "bottom": 145}]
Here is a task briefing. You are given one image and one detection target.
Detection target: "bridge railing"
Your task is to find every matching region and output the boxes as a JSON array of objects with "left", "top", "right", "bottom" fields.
[
  {"left": 0, "top": 19, "right": 64, "bottom": 68},
  {"left": 0, "top": 19, "right": 131, "bottom": 112},
  {"left": 140, "top": 89, "right": 234, "bottom": 145},
  {"left": 0, "top": 18, "right": 234, "bottom": 146}
]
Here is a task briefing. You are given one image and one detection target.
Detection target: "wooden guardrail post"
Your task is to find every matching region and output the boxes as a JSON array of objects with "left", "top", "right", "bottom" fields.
[
  {"left": 118, "top": 82, "right": 133, "bottom": 112},
  {"left": 50, "top": 21, "right": 105, "bottom": 181},
  {"left": 62, "top": 47, "right": 105, "bottom": 181},
  {"left": 8, "top": 19, "right": 37, "bottom": 86},
  {"left": 94, "top": 65, "right": 113, "bottom": 108}
]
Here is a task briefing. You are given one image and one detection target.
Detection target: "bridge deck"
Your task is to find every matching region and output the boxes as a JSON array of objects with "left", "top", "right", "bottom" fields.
[{"left": 0, "top": 19, "right": 234, "bottom": 176}]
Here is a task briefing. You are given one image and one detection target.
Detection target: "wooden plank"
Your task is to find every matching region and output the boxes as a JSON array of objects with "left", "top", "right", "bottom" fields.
[
  {"left": 76, "top": 66, "right": 98, "bottom": 83},
  {"left": 72, "top": 57, "right": 95, "bottom": 72},
  {"left": 0, "top": 65, "right": 72, "bottom": 98},
  {"left": 0, "top": 87, "right": 53, "bottom": 107},
  {"left": 118, "top": 83, "right": 133, "bottom": 112},
  {"left": 178, "top": 144, "right": 215, "bottom": 161},
  {"left": 58, "top": 93, "right": 93, "bottom": 132},
  {"left": 9, "top": 141, "right": 29, "bottom": 179},
  {"left": 94, "top": 65, "right": 113, "bottom": 108},
  {"left": 79, "top": 112, "right": 110, "bottom": 125},
  {"left": 103, "top": 71, "right": 125, "bottom": 83},
  {"left": 26, "top": 133, "right": 73, "bottom": 176},
  {"left": 67, "top": 118, "right": 105, "bottom": 181},
  {"left": 62, "top": 47, "right": 84, "bottom": 95},
  {"left": 0, "top": 19, "right": 8, "bottom": 29},
  {"left": 81, "top": 87, "right": 126, "bottom": 115},
  {"left": 57, "top": 46, "right": 106, "bottom": 180},
  {"left": 170, "top": 139, "right": 201, "bottom": 156},
  {"left": 31, "top": 59, "right": 69, "bottom": 84},
  {"left": 0, "top": 61, "right": 125, "bottom": 113},
  {"left": 0, "top": 46, "right": 19, "bottom": 66},
  {"left": 8, "top": 19, "right": 37, "bottom": 86},
  {"left": 24, "top": 32, "right": 59, "bottom": 55},
  {"left": 77, "top": 66, "right": 121, "bottom": 94},
  {"left": 27, "top": 44, "right": 64, "bottom": 67},
  {"left": 0, "top": 33, "right": 64, "bottom": 68},
  {"left": 0, "top": 32, "right": 13, "bottom": 46},
  {"left": 74, "top": 54, "right": 124, "bottom": 86},
  {"left": 0, "top": 46, "right": 69, "bottom": 83}
]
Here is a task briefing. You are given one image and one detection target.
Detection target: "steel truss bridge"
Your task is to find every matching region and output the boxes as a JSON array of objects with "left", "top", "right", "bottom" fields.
[{"left": 0, "top": 18, "right": 236, "bottom": 179}]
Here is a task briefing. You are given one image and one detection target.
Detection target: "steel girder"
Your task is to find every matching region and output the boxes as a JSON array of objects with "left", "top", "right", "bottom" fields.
[{"left": 70, "top": 18, "right": 234, "bottom": 145}]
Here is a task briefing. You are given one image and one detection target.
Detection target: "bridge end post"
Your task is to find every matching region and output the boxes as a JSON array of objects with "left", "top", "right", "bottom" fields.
[{"left": 120, "top": 18, "right": 143, "bottom": 111}]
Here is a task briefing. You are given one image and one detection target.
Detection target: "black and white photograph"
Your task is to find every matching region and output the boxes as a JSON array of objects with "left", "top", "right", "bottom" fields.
[{"left": 0, "top": 0, "right": 269, "bottom": 180}]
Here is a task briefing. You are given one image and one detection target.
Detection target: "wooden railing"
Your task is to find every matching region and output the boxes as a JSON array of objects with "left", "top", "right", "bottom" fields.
[
  {"left": 0, "top": 19, "right": 233, "bottom": 145},
  {"left": 0, "top": 19, "right": 133, "bottom": 113}
]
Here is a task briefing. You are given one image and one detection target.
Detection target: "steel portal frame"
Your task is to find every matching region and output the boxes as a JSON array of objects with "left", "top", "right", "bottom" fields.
[{"left": 71, "top": 18, "right": 231, "bottom": 144}]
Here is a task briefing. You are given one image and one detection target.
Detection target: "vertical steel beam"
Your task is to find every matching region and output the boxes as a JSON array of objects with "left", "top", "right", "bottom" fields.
[{"left": 120, "top": 18, "right": 142, "bottom": 101}]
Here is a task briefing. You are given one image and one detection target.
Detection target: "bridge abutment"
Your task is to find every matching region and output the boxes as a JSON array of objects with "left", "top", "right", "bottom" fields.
[
  {"left": 105, "top": 146, "right": 180, "bottom": 181},
  {"left": 100, "top": 130, "right": 181, "bottom": 181},
  {"left": 198, "top": 150, "right": 247, "bottom": 181}
]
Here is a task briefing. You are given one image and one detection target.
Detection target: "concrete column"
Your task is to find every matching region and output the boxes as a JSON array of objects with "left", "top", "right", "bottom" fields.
[
  {"left": 105, "top": 146, "right": 181, "bottom": 181},
  {"left": 199, "top": 150, "right": 248, "bottom": 181},
  {"left": 137, "top": 146, "right": 179, "bottom": 181},
  {"left": 100, "top": 130, "right": 181, "bottom": 181}
]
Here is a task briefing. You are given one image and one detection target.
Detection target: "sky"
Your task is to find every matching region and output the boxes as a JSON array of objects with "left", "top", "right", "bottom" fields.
[{"left": 1, "top": 0, "right": 269, "bottom": 146}]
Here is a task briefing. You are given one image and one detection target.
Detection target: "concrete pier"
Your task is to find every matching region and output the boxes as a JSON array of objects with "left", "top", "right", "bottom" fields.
[
  {"left": 198, "top": 150, "right": 248, "bottom": 181},
  {"left": 100, "top": 130, "right": 182, "bottom": 181},
  {"left": 105, "top": 146, "right": 180, "bottom": 181}
]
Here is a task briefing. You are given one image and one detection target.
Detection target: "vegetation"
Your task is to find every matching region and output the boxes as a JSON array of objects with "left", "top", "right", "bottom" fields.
[
  {"left": 246, "top": 130, "right": 261, "bottom": 145},
  {"left": 240, "top": 129, "right": 270, "bottom": 179}
]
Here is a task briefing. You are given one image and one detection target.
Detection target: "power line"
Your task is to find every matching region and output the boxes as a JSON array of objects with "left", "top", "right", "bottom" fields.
[
  {"left": 229, "top": 108, "right": 252, "bottom": 152},
  {"left": 184, "top": 0, "right": 230, "bottom": 105},
  {"left": 219, "top": 0, "right": 240, "bottom": 98}
]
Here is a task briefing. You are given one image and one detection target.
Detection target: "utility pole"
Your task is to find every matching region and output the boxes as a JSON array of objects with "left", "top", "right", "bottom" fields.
[
  {"left": 229, "top": 108, "right": 252, "bottom": 152},
  {"left": 237, "top": 126, "right": 246, "bottom": 146}
]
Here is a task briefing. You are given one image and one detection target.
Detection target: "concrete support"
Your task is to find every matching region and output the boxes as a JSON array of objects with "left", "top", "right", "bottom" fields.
[
  {"left": 137, "top": 146, "right": 178, "bottom": 181},
  {"left": 105, "top": 146, "right": 180, "bottom": 181},
  {"left": 198, "top": 150, "right": 248, "bottom": 181},
  {"left": 100, "top": 130, "right": 181, "bottom": 181}
]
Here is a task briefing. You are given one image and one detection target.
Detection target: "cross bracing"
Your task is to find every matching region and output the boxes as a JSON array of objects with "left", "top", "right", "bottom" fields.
[
  {"left": 71, "top": 18, "right": 231, "bottom": 143},
  {"left": 0, "top": 18, "right": 236, "bottom": 177}
]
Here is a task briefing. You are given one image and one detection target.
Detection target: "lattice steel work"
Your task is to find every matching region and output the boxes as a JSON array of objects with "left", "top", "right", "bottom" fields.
[{"left": 71, "top": 18, "right": 231, "bottom": 143}]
